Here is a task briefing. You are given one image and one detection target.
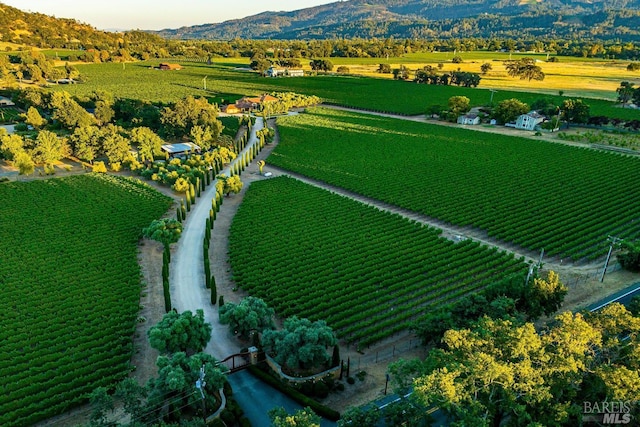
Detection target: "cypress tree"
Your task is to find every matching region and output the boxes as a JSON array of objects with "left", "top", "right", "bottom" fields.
[
  {"left": 176, "top": 206, "right": 182, "bottom": 222},
  {"left": 189, "top": 183, "right": 196, "bottom": 203},
  {"left": 332, "top": 345, "right": 341, "bottom": 368},
  {"left": 163, "top": 279, "right": 172, "bottom": 312},
  {"left": 209, "top": 209, "right": 214, "bottom": 224},
  {"left": 218, "top": 295, "right": 224, "bottom": 306},
  {"left": 164, "top": 245, "right": 170, "bottom": 264},
  {"left": 186, "top": 195, "right": 191, "bottom": 212},
  {"left": 204, "top": 259, "right": 211, "bottom": 288},
  {"left": 210, "top": 276, "right": 217, "bottom": 305},
  {"left": 196, "top": 178, "right": 201, "bottom": 197}
]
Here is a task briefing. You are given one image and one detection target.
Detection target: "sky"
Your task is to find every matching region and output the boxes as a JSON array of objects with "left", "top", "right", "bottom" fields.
[{"left": 1, "top": 0, "right": 338, "bottom": 31}]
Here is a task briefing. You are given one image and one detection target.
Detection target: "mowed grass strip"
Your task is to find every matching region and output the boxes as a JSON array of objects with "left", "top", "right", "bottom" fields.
[
  {"left": 268, "top": 107, "right": 640, "bottom": 261},
  {"left": 229, "top": 176, "right": 527, "bottom": 348},
  {"left": 0, "top": 174, "right": 172, "bottom": 427}
]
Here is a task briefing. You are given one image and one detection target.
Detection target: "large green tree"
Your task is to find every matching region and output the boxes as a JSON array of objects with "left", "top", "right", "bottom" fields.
[
  {"left": 616, "top": 81, "right": 636, "bottom": 106},
  {"left": 219, "top": 296, "right": 274, "bottom": 338},
  {"left": 160, "top": 96, "right": 223, "bottom": 138},
  {"left": 142, "top": 218, "right": 183, "bottom": 251},
  {"left": 68, "top": 126, "right": 101, "bottom": 163},
  {"left": 0, "top": 133, "right": 25, "bottom": 161},
  {"left": 146, "top": 352, "right": 226, "bottom": 424},
  {"left": 148, "top": 309, "right": 212, "bottom": 355},
  {"left": 493, "top": 98, "right": 529, "bottom": 124},
  {"left": 23, "top": 106, "right": 46, "bottom": 129},
  {"left": 32, "top": 130, "right": 66, "bottom": 166},
  {"left": 505, "top": 58, "right": 545, "bottom": 81},
  {"left": 262, "top": 316, "right": 336, "bottom": 370},
  {"left": 130, "top": 126, "right": 164, "bottom": 162},
  {"left": 49, "top": 91, "right": 95, "bottom": 129},
  {"left": 561, "top": 98, "right": 591, "bottom": 125},
  {"left": 447, "top": 95, "right": 471, "bottom": 121}
]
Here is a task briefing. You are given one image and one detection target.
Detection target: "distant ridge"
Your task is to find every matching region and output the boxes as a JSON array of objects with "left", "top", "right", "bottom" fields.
[{"left": 153, "top": 0, "right": 640, "bottom": 40}]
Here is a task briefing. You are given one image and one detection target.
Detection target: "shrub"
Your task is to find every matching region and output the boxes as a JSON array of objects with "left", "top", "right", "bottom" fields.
[
  {"left": 93, "top": 161, "right": 107, "bottom": 173},
  {"left": 313, "top": 381, "right": 329, "bottom": 398},
  {"left": 220, "top": 408, "right": 235, "bottom": 425},
  {"left": 356, "top": 370, "right": 367, "bottom": 381},
  {"left": 347, "top": 376, "right": 355, "bottom": 385},
  {"left": 627, "top": 63, "right": 640, "bottom": 71},
  {"left": 336, "top": 382, "right": 345, "bottom": 391}
]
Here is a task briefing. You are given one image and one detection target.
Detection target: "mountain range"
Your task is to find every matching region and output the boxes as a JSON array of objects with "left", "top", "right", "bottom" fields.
[{"left": 154, "top": 0, "right": 640, "bottom": 40}]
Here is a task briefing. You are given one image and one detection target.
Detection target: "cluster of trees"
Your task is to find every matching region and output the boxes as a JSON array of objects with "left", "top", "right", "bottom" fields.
[
  {"left": 0, "top": 50, "right": 80, "bottom": 87},
  {"left": 0, "top": 89, "right": 229, "bottom": 175},
  {"left": 219, "top": 297, "right": 338, "bottom": 373},
  {"left": 413, "top": 271, "right": 567, "bottom": 345},
  {"left": 391, "top": 303, "right": 640, "bottom": 426},
  {"left": 414, "top": 66, "right": 482, "bottom": 87},
  {"left": 89, "top": 310, "right": 227, "bottom": 426}
]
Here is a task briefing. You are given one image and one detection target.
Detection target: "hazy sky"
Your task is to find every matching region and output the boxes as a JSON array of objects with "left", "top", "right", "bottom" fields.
[{"left": 2, "top": 0, "right": 338, "bottom": 30}]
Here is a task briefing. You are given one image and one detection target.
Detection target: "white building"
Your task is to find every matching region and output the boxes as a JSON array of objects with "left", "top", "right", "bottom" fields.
[
  {"left": 286, "top": 69, "right": 304, "bottom": 77},
  {"left": 265, "top": 67, "right": 286, "bottom": 77},
  {"left": 515, "top": 111, "right": 545, "bottom": 130},
  {"left": 457, "top": 113, "right": 480, "bottom": 125}
]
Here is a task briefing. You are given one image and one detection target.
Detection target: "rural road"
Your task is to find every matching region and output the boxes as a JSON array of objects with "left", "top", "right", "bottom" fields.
[{"left": 170, "top": 117, "right": 264, "bottom": 362}]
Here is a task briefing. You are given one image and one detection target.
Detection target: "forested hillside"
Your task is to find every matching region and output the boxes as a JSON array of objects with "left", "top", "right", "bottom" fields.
[{"left": 154, "top": 0, "right": 640, "bottom": 41}]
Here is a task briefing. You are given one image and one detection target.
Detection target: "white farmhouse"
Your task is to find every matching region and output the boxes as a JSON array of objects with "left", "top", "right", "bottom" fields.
[{"left": 515, "top": 111, "right": 545, "bottom": 130}]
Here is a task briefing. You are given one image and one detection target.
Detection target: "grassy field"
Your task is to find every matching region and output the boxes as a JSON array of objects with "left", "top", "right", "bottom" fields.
[
  {"left": 229, "top": 176, "right": 527, "bottom": 348},
  {"left": 0, "top": 174, "right": 171, "bottom": 427},
  {"left": 268, "top": 107, "right": 640, "bottom": 261},
  {"left": 49, "top": 60, "right": 637, "bottom": 120}
]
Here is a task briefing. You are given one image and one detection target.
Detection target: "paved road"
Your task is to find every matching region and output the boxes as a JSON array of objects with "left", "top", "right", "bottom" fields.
[
  {"left": 588, "top": 281, "right": 640, "bottom": 312},
  {"left": 228, "top": 370, "right": 337, "bottom": 427},
  {"left": 169, "top": 116, "right": 336, "bottom": 423},
  {"left": 170, "top": 117, "right": 264, "bottom": 361}
]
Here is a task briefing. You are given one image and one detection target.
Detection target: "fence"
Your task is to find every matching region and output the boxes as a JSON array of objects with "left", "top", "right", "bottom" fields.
[{"left": 346, "top": 336, "right": 424, "bottom": 373}]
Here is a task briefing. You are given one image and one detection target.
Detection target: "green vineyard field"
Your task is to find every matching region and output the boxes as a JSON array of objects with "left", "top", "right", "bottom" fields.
[
  {"left": 0, "top": 174, "right": 172, "bottom": 427},
  {"left": 53, "top": 61, "right": 634, "bottom": 120},
  {"left": 269, "top": 107, "right": 640, "bottom": 261},
  {"left": 229, "top": 176, "right": 528, "bottom": 348}
]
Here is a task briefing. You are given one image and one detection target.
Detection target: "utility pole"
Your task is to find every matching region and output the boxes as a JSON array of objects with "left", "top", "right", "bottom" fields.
[
  {"left": 195, "top": 364, "right": 206, "bottom": 422},
  {"left": 525, "top": 263, "right": 536, "bottom": 285},
  {"left": 600, "top": 236, "right": 623, "bottom": 282},
  {"left": 489, "top": 89, "right": 497, "bottom": 106},
  {"left": 537, "top": 248, "right": 544, "bottom": 268}
]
